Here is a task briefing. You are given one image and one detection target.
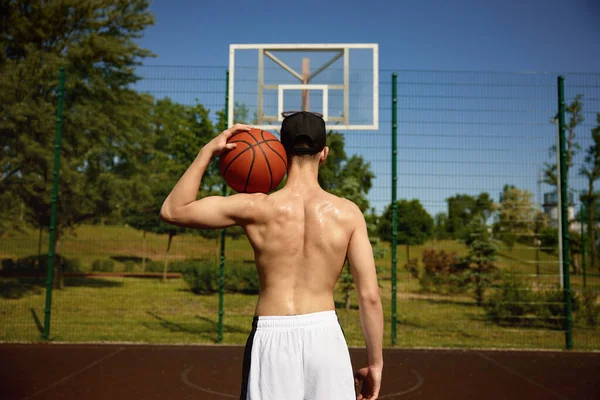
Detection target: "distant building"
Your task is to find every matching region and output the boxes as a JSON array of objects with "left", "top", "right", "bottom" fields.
[{"left": 543, "top": 191, "right": 579, "bottom": 231}]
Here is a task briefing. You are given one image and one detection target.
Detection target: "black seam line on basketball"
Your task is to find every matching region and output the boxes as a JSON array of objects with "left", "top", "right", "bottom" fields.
[
  {"left": 262, "top": 130, "right": 287, "bottom": 173},
  {"left": 222, "top": 139, "right": 253, "bottom": 177},
  {"left": 223, "top": 140, "right": 282, "bottom": 177},
  {"left": 243, "top": 147, "right": 255, "bottom": 193},
  {"left": 257, "top": 130, "right": 273, "bottom": 192},
  {"left": 247, "top": 129, "right": 261, "bottom": 144},
  {"left": 261, "top": 130, "right": 286, "bottom": 191}
]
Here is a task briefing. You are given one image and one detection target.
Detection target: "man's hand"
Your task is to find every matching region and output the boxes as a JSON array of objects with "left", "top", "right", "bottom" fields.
[
  {"left": 159, "top": 123, "right": 259, "bottom": 230},
  {"left": 205, "top": 123, "right": 253, "bottom": 157},
  {"left": 354, "top": 365, "right": 382, "bottom": 400}
]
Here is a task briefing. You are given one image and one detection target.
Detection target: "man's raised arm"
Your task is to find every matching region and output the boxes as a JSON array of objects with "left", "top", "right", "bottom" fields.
[{"left": 159, "top": 124, "right": 258, "bottom": 229}]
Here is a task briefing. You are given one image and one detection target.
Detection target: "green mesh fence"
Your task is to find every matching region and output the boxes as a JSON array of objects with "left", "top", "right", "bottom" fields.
[
  {"left": 1, "top": 66, "right": 599, "bottom": 350},
  {"left": 390, "top": 70, "right": 600, "bottom": 350}
]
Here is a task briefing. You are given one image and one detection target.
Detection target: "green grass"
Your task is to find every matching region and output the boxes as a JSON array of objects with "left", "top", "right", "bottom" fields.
[
  {"left": 0, "top": 224, "right": 256, "bottom": 272},
  {"left": 1, "top": 224, "right": 599, "bottom": 350},
  {"left": 1, "top": 274, "right": 598, "bottom": 350}
]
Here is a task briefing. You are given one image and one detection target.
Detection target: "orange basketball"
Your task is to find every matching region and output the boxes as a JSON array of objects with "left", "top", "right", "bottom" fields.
[{"left": 219, "top": 128, "right": 288, "bottom": 194}]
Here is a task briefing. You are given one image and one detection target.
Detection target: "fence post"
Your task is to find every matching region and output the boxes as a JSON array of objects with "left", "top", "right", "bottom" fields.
[
  {"left": 42, "top": 67, "right": 66, "bottom": 341},
  {"left": 557, "top": 75, "right": 573, "bottom": 350},
  {"left": 218, "top": 70, "right": 229, "bottom": 343},
  {"left": 581, "top": 204, "right": 586, "bottom": 289},
  {"left": 391, "top": 73, "right": 398, "bottom": 346}
]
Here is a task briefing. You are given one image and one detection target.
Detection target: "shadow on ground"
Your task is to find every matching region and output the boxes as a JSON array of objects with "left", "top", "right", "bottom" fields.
[{"left": 144, "top": 311, "right": 249, "bottom": 342}]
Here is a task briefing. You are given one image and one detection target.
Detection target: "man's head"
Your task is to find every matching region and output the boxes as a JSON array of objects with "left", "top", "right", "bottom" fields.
[{"left": 280, "top": 111, "right": 329, "bottom": 166}]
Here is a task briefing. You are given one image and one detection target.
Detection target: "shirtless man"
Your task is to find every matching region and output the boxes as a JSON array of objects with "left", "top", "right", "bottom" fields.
[{"left": 160, "top": 112, "right": 384, "bottom": 400}]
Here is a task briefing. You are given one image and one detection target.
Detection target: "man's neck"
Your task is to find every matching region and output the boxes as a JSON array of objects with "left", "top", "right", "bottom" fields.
[{"left": 283, "top": 159, "right": 321, "bottom": 191}]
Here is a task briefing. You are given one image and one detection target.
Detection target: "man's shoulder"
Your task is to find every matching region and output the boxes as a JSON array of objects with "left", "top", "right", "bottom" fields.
[
  {"left": 323, "top": 191, "right": 364, "bottom": 217},
  {"left": 228, "top": 192, "right": 268, "bottom": 205},
  {"left": 225, "top": 192, "right": 268, "bottom": 221}
]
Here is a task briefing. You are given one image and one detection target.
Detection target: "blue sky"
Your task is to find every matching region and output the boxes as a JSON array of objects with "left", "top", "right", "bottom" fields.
[
  {"left": 136, "top": 0, "right": 600, "bottom": 217},
  {"left": 138, "top": 0, "right": 599, "bottom": 72}
]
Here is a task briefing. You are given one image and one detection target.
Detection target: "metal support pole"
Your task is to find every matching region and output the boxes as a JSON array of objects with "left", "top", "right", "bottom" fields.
[
  {"left": 42, "top": 67, "right": 65, "bottom": 341},
  {"left": 218, "top": 70, "right": 229, "bottom": 343},
  {"left": 391, "top": 73, "right": 398, "bottom": 346},
  {"left": 557, "top": 76, "right": 573, "bottom": 350}
]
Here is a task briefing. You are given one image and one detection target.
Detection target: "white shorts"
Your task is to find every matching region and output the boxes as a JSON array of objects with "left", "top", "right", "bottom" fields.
[{"left": 240, "top": 310, "right": 355, "bottom": 400}]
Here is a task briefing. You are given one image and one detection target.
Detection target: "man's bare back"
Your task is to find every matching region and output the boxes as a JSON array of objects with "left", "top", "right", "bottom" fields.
[
  {"left": 160, "top": 120, "right": 383, "bottom": 399},
  {"left": 244, "top": 186, "right": 359, "bottom": 316}
]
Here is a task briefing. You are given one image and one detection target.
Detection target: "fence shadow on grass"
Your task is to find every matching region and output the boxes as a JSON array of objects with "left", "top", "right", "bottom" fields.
[
  {"left": 63, "top": 277, "right": 123, "bottom": 288},
  {"left": 110, "top": 255, "right": 144, "bottom": 263},
  {"left": 0, "top": 278, "right": 44, "bottom": 299},
  {"left": 421, "top": 297, "right": 479, "bottom": 308},
  {"left": 30, "top": 308, "right": 43, "bottom": 333},
  {"left": 145, "top": 311, "right": 248, "bottom": 342}
]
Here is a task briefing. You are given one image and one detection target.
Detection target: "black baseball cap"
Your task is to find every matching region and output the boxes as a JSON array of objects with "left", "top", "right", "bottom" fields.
[{"left": 280, "top": 111, "right": 327, "bottom": 155}]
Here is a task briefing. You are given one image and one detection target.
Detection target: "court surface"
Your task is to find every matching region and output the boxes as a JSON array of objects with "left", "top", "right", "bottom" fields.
[{"left": 1, "top": 343, "right": 599, "bottom": 399}]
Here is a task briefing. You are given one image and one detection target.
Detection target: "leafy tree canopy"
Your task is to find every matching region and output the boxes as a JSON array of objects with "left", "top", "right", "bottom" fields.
[
  {"left": 1, "top": 0, "right": 156, "bottom": 240},
  {"left": 378, "top": 199, "right": 434, "bottom": 245},
  {"left": 445, "top": 192, "right": 494, "bottom": 240}
]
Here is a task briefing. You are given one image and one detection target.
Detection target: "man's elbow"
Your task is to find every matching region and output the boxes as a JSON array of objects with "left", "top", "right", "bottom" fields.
[
  {"left": 358, "top": 288, "right": 382, "bottom": 308},
  {"left": 159, "top": 203, "right": 175, "bottom": 224}
]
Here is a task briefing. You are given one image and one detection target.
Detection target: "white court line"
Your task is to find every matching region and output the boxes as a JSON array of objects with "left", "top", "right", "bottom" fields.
[
  {"left": 181, "top": 365, "right": 238, "bottom": 398},
  {"left": 182, "top": 364, "right": 423, "bottom": 399},
  {"left": 380, "top": 369, "right": 425, "bottom": 399},
  {"left": 22, "top": 347, "right": 124, "bottom": 400},
  {"left": 477, "top": 352, "right": 568, "bottom": 400}
]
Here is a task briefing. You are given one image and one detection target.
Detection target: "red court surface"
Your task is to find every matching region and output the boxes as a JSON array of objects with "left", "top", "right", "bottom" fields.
[{"left": 1, "top": 343, "right": 599, "bottom": 399}]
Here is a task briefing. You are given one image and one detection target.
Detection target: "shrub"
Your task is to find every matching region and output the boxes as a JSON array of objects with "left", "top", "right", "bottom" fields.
[
  {"left": 123, "top": 261, "right": 136, "bottom": 273},
  {"left": 579, "top": 291, "right": 600, "bottom": 327},
  {"left": 533, "top": 288, "right": 580, "bottom": 330},
  {"left": 404, "top": 258, "right": 419, "bottom": 280},
  {"left": 183, "top": 262, "right": 219, "bottom": 295},
  {"left": 144, "top": 261, "right": 163, "bottom": 273},
  {"left": 486, "top": 276, "right": 586, "bottom": 330},
  {"left": 419, "top": 249, "right": 466, "bottom": 294},
  {"left": 372, "top": 245, "right": 388, "bottom": 261},
  {"left": 539, "top": 227, "right": 559, "bottom": 255},
  {"left": 168, "top": 260, "right": 200, "bottom": 273},
  {"left": 1, "top": 255, "right": 81, "bottom": 273},
  {"left": 1, "top": 258, "right": 15, "bottom": 271},
  {"left": 226, "top": 262, "right": 260, "bottom": 295},
  {"left": 181, "top": 260, "right": 260, "bottom": 295},
  {"left": 484, "top": 274, "right": 534, "bottom": 325},
  {"left": 145, "top": 259, "right": 201, "bottom": 274},
  {"left": 92, "top": 259, "right": 115, "bottom": 272}
]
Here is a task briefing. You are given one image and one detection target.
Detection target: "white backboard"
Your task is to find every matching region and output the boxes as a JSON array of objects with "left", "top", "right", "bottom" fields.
[{"left": 228, "top": 43, "right": 379, "bottom": 131}]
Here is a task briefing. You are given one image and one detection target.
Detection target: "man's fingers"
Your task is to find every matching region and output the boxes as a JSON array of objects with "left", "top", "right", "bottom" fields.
[
  {"left": 226, "top": 143, "right": 237, "bottom": 150},
  {"left": 227, "top": 124, "right": 253, "bottom": 136}
]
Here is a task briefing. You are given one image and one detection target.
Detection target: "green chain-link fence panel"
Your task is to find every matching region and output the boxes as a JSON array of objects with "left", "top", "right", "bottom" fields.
[{"left": 1, "top": 66, "right": 599, "bottom": 350}]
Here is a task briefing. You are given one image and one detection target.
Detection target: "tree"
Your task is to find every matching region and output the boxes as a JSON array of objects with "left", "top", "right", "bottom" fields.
[
  {"left": 496, "top": 186, "right": 537, "bottom": 250},
  {"left": 445, "top": 193, "right": 494, "bottom": 240},
  {"left": 0, "top": 191, "right": 24, "bottom": 237},
  {"left": 461, "top": 215, "right": 499, "bottom": 306},
  {"left": 314, "top": 131, "right": 374, "bottom": 213},
  {"left": 0, "top": 0, "right": 155, "bottom": 287},
  {"left": 231, "top": 101, "right": 258, "bottom": 125},
  {"left": 123, "top": 97, "right": 220, "bottom": 281},
  {"left": 433, "top": 212, "right": 451, "bottom": 241},
  {"left": 544, "top": 94, "right": 583, "bottom": 187},
  {"left": 579, "top": 112, "right": 600, "bottom": 271},
  {"left": 378, "top": 199, "right": 434, "bottom": 263},
  {"left": 533, "top": 209, "right": 549, "bottom": 276}
]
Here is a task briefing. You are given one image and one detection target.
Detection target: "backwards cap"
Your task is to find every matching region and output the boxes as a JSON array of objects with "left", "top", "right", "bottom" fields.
[{"left": 280, "top": 111, "right": 327, "bottom": 155}]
